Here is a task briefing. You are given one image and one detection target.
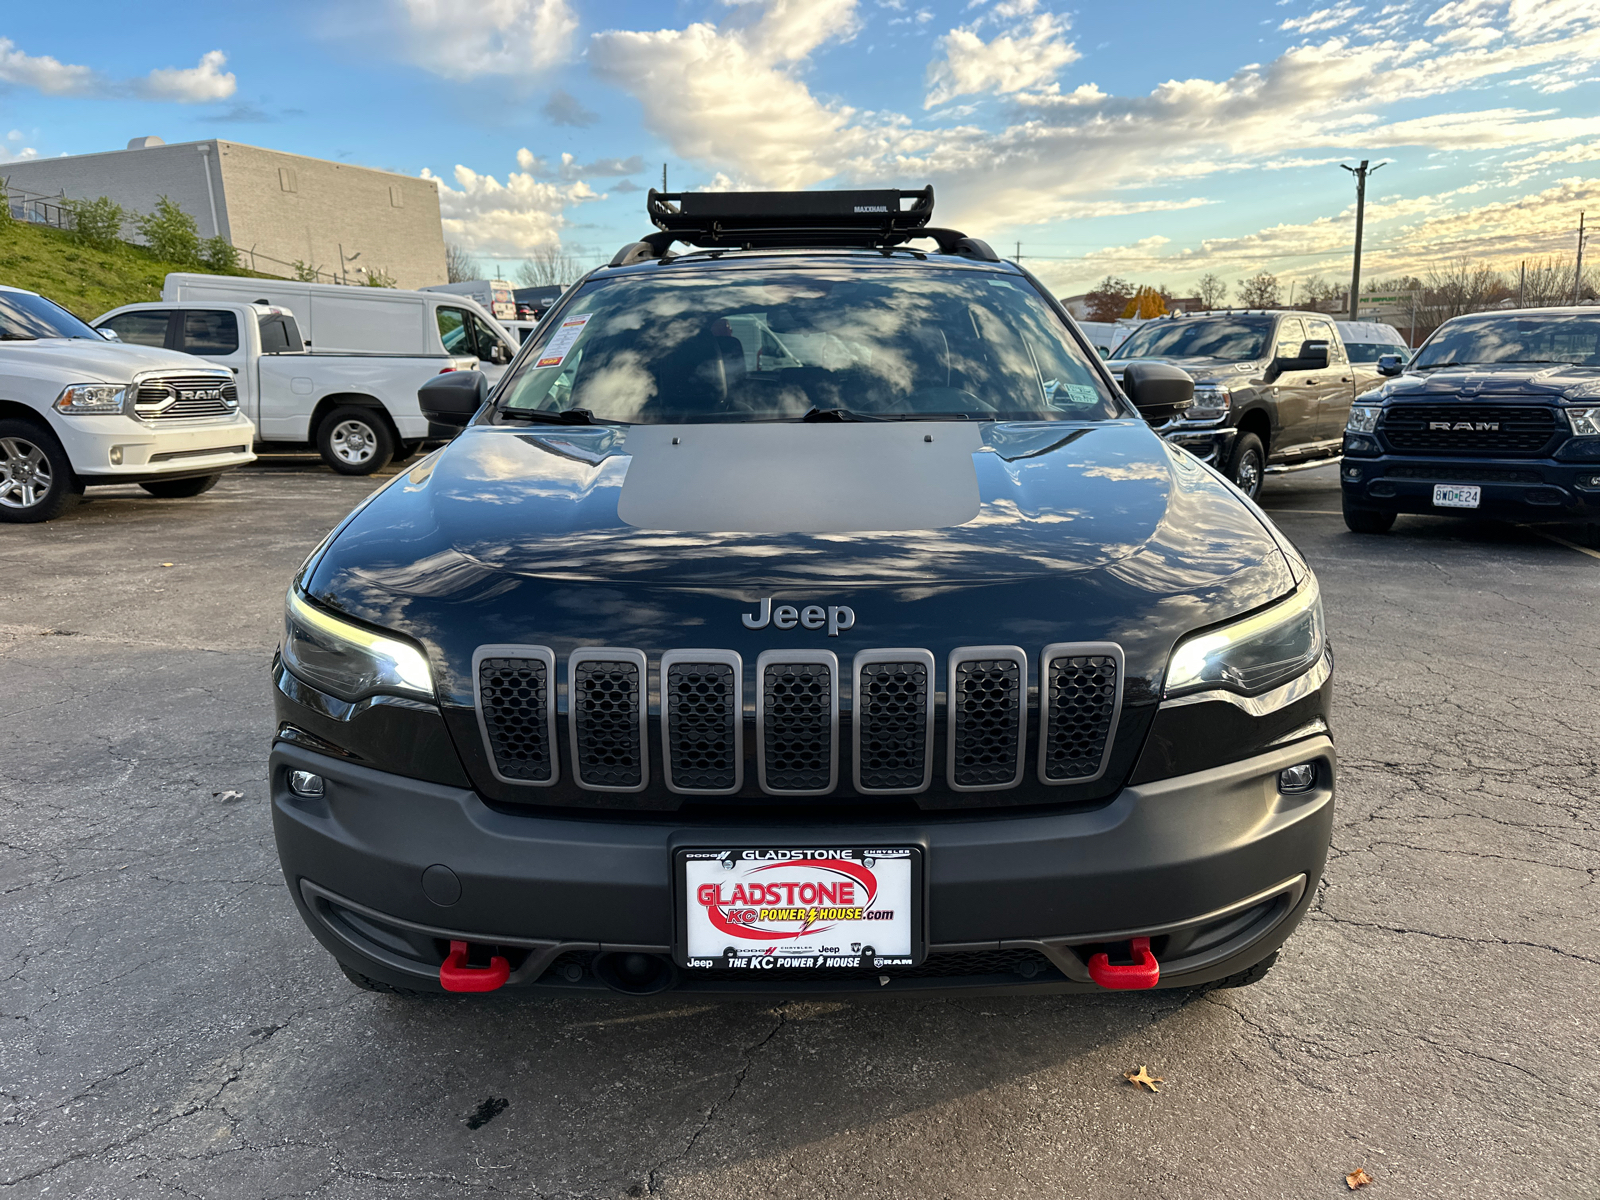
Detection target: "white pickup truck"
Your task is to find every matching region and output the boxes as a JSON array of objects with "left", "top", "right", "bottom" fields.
[
  {"left": 0, "top": 285, "right": 256, "bottom": 523},
  {"left": 93, "top": 299, "right": 478, "bottom": 474}
]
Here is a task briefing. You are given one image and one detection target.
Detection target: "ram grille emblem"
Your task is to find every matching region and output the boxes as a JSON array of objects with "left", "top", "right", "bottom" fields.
[{"left": 1429, "top": 421, "right": 1499, "bottom": 432}]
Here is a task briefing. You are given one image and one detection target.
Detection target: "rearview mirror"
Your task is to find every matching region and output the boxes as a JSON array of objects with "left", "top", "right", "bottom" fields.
[
  {"left": 1121, "top": 361, "right": 1194, "bottom": 423},
  {"left": 1377, "top": 354, "right": 1403, "bottom": 377},
  {"left": 418, "top": 369, "right": 487, "bottom": 429}
]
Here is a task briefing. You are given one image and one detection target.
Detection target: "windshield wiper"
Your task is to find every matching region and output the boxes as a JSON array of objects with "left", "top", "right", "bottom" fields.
[
  {"left": 501, "top": 407, "right": 610, "bottom": 425},
  {"left": 801, "top": 406, "right": 883, "bottom": 422}
]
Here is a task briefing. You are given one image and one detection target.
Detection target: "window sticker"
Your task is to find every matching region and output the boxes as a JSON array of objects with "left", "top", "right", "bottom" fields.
[
  {"left": 535, "top": 313, "right": 592, "bottom": 369},
  {"left": 1064, "top": 384, "right": 1100, "bottom": 405}
]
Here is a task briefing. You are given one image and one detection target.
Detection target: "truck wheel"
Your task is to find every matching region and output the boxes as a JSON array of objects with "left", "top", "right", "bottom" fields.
[
  {"left": 1342, "top": 500, "right": 1396, "bottom": 534},
  {"left": 1225, "top": 432, "right": 1265, "bottom": 499},
  {"left": 317, "top": 407, "right": 395, "bottom": 475},
  {"left": 139, "top": 474, "right": 222, "bottom": 499},
  {"left": 0, "top": 419, "right": 81, "bottom": 524}
]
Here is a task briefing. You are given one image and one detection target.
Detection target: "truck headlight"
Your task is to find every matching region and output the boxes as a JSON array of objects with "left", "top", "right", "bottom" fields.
[
  {"left": 1165, "top": 579, "right": 1325, "bottom": 698},
  {"left": 1186, "top": 384, "right": 1232, "bottom": 421},
  {"left": 54, "top": 384, "right": 128, "bottom": 415},
  {"left": 1567, "top": 408, "right": 1600, "bottom": 436},
  {"left": 281, "top": 590, "right": 435, "bottom": 702},
  {"left": 1346, "top": 406, "right": 1381, "bottom": 433}
]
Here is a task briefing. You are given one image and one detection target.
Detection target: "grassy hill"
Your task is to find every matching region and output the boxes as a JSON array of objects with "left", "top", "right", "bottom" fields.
[{"left": 0, "top": 218, "right": 280, "bottom": 321}]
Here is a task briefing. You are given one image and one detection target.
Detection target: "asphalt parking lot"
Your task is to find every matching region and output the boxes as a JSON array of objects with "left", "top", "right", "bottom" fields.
[{"left": 3, "top": 457, "right": 1597, "bottom": 1200}]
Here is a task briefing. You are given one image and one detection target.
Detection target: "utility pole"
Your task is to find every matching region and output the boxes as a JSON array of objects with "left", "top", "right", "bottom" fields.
[
  {"left": 1015, "top": 241, "right": 1022, "bottom": 263},
  {"left": 662, "top": 163, "right": 668, "bottom": 192},
  {"left": 1520, "top": 260, "right": 1526, "bottom": 308},
  {"left": 1341, "top": 159, "right": 1384, "bottom": 320},
  {"left": 1574, "top": 212, "right": 1586, "bottom": 305}
]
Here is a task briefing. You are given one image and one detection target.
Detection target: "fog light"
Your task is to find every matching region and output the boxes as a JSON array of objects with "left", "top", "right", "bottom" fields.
[
  {"left": 109, "top": 446, "right": 124, "bottom": 466},
  {"left": 1342, "top": 465, "right": 1362, "bottom": 481},
  {"left": 1278, "top": 763, "right": 1316, "bottom": 793},
  {"left": 288, "top": 770, "right": 325, "bottom": 797},
  {"left": 1579, "top": 474, "right": 1600, "bottom": 489}
]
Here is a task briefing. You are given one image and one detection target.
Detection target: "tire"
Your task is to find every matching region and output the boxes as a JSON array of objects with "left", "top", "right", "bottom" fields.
[
  {"left": 393, "top": 440, "right": 424, "bottom": 465},
  {"left": 1195, "top": 951, "right": 1279, "bottom": 992},
  {"left": 1224, "top": 432, "right": 1266, "bottom": 500},
  {"left": 1343, "top": 500, "right": 1397, "bottom": 534},
  {"left": 0, "top": 419, "right": 81, "bottom": 524},
  {"left": 139, "top": 473, "right": 221, "bottom": 499},
  {"left": 316, "top": 406, "right": 395, "bottom": 475},
  {"left": 339, "top": 962, "right": 436, "bottom": 998}
]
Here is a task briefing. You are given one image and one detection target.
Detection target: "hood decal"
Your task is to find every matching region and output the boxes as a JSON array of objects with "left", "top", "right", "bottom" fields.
[{"left": 617, "top": 423, "right": 983, "bottom": 534}]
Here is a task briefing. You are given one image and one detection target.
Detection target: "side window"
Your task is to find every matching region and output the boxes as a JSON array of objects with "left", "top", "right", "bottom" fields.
[
  {"left": 1273, "top": 317, "right": 1307, "bottom": 361},
  {"left": 436, "top": 307, "right": 471, "bottom": 355},
  {"left": 257, "top": 315, "right": 303, "bottom": 354},
  {"left": 468, "top": 314, "right": 506, "bottom": 361},
  {"left": 101, "top": 310, "right": 172, "bottom": 348},
  {"left": 180, "top": 310, "right": 240, "bottom": 355},
  {"left": 1306, "top": 318, "right": 1343, "bottom": 362}
]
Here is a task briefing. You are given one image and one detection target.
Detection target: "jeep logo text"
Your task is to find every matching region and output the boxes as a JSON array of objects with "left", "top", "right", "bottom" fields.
[{"left": 742, "top": 597, "right": 856, "bottom": 637}]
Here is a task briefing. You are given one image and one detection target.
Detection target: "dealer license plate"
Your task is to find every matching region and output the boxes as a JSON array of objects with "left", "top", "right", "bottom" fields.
[
  {"left": 676, "top": 847, "right": 922, "bottom": 971},
  {"left": 1433, "top": 484, "right": 1481, "bottom": 509}
]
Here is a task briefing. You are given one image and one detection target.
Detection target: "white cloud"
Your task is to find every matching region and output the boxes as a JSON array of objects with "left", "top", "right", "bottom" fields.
[
  {"left": 1280, "top": 4, "right": 1366, "bottom": 34},
  {"left": 0, "top": 40, "right": 236, "bottom": 103},
  {"left": 0, "top": 144, "right": 40, "bottom": 164},
  {"left": 139, "top": 50, "right": 236, "bottom": 102},
  {"left": 1502, "top": 138, "right": 1600, "bottom": 181},
  {"left": 925, "top": 12, "right": 1079, "bottom": 106},
  {"left": 423, "top": 156, "right": 601, "bottom": 256},
  {"left": 397, "top": 0, "right": 578, "bottom": 78}
]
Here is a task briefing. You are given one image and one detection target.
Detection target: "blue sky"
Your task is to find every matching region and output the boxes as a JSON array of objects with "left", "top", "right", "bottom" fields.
[{"left": 4, "top": 0, "right": 1599, "bottom": 299}]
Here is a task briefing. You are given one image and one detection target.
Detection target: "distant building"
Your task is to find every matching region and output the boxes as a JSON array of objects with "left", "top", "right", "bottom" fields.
[{"left": 3, "top": 136, "right": 447, "bottom": 289}]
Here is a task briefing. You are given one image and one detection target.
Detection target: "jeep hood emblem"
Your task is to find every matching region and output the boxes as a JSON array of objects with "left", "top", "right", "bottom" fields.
[{"left": 742, "top": 597, "right": 856, "bottom": 636}]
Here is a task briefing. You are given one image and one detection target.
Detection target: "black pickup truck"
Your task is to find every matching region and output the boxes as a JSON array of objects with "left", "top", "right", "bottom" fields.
[
  {"left": 1340, "top": 308, "right": 1600, "bottom": 541},
  {"left": 1108, "top": 311, "right": 1381, "bottom": 498}
]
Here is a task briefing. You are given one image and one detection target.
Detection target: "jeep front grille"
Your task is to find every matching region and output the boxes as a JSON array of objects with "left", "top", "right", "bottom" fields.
[
  {"left": 473, "top": 647, "right": 557, "bottom": 786},
  {"left": 854, "top": 650, "right": 934, "bottom": 794},
  {"left": 947, "top": 647, "right": 1026, "bottom": 790},
  {"left": 569, "top": 649, "right": 648, "bottom": 792},
  {"left": 757, "top": 652, "right": 838, "bottom": 795},
  {"left": 1039, "top": 644, "right": 1122, "bottom": 784},
  {"left": 662, "top": 651, "right": 742, "bottom": 795},
  {"left": 1381, "top": 404, "right": 1558, "bottom": 456},
  {"left": 134, "top": 375, "right": 238, "bottom": 420}
]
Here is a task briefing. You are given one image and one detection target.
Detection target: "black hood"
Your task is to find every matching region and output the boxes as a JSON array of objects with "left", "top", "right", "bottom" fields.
[
  {"left": 302, "top": 419, "right": 1298, "bottom": 707},
  {"left": 1385, "top": 363, "right": 1600, "bottom": 401}
]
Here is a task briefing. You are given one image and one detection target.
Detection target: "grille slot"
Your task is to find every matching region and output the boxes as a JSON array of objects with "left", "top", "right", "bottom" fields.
[
  {"left": 947, "top": 647, "right": 1026, "bottom": 791},
  {"left": 134, "top": 374, "right": 238, "bottom": 420},
  {"left": 473, "top": 646, "right": 557, "bottom": 786},
  {"left": 1381, "top": 404, "right": 1558, "bottom": 456},
  {"left": 853, "top": 650, "right": 934, "bottom": 794},
  {"left": 1038, "top": 643, "right": 1122, "bottom": 785},
  {"left": 1382, "top": 465, "right": 1543, "bottom": 483},
  {"left": 662, "top": 650, "right": 743, "bottom": 795},
  {"left": 568, "top": 649, "right": 648, "bottom": 792},
  {"left": 757, "top": 652, "right": 838, "bottom": 795}
]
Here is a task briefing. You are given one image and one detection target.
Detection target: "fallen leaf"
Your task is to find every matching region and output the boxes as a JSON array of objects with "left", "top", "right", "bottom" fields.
[
  {"left": 160, "top": 562, "right": 175, "bottom": 568},
  {"left": 1346, "top": 1168, "right": 1373, "bottom": 1190},
  {"left": 1125, "top": 1066, "right": 1163, "bottom": 1093},
  {"left": 214, "top": 790, "right": 244, "bottom": 802}
]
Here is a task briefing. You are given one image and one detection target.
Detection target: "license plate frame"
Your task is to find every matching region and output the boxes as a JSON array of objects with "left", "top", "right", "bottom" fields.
[
  {"left": 1433, "top": 484, "right": 1481, "bottom": 509},
  {"left": 674, "top": 846, "right": 924, "bottom": 971}
]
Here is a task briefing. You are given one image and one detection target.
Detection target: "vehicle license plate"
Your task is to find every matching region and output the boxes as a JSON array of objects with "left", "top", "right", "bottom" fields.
[
  {"left": 676, "top": 847, "right": 921, "bottom": 970},
  {"left": 1433, "top": 484, "right": 1481, "bottom": 509}
]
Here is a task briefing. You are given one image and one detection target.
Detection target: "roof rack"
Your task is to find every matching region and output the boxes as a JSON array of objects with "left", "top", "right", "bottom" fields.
[{"left": 606, "top": 186, "right": 1001, "bottom": 267}]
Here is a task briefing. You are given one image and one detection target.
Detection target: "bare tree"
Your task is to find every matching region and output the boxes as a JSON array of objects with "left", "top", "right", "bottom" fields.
[
  {"left": 445, "top": 242, "right": 481, "bottom": 284},
  {"left": 1295, "top": 274, "right": 1343, "bottom": 311},
  {"left": 1236, "top": 271, "right": 1282, "bottom": 308},
  {"left": 1418, "top": 257, "right": 1509, "bottom": 329},
  {"left": 515, "top": 245, "right": 582, "bottom": 288},
  {"left": 1519, "top": 257, "right": 1584, "bottom": 308},
  {"left": 1196, "top": 272, "right": 1227, "bottom": 309}
]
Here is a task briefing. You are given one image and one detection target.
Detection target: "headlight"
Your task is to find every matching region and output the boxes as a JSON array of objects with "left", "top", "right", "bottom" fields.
[
  {"left": 1346, "top": 406, "right": 1381, "bottom": 433},
  {"left": 1186, "top": 384, "right": 1232, "bottom": 421},
  {"left": 1567, "top": 408, "right": 1600, "bottom": 436},
  {"left": 1165, "top": 579, "right": 1325, "bottom": 698},
  {"left": 281, "top": 589, "right": 434, "bottom": 702},
  {"left": 54, "top": 384, "right": 127, "bottom": 414}
]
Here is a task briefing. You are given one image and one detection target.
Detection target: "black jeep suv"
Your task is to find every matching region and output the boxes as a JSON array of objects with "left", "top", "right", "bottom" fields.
[
  {"left": 1341, "top": 308, "right": 1600, "bottom": 540},
  {"left": 270, "top": 188, "right": 1334, "bottom": 998}
]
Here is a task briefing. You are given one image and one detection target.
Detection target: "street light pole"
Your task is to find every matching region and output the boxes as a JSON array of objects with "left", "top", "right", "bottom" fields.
[
  {"left": 1574, "top": 212, "right": 1586, "bottom": 306},
  {"left": 1341, "top": 160, "right": 1384, "bottom": 321}
]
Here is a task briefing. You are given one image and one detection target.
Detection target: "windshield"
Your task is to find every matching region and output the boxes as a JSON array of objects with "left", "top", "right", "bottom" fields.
[
  {"left": 1113, "top": 317, "right": 1273, "bottom": 362},
  {"left": 496, "top": 265, "right": 1120, "bottom": 422},
  {"left": 0, "top": 290, "right": 101, "bottom": 341},
  {"left": 1414, "top": 313, "right": 1600, "bottom": 368}
]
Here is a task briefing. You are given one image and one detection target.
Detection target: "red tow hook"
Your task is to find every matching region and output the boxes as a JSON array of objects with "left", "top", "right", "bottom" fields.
[
  {"left": 1087, "top": 936, "right": 1160, "bottom": 990},
  {"left": 439, "top": 940, "right": 510, "bottom": 993}
]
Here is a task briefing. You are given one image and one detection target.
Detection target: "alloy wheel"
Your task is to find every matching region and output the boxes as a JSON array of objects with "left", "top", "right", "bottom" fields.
[{"left": 0, "top": 436, "right": 54, "bottom": 510}]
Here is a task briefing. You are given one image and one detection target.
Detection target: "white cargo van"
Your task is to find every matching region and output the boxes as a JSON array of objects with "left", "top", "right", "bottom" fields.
[
  {"left": 158, "top": 274, "right": 519, "bottom": 381},
  {"left": 420, "top": 279, "right": 516, "bottom": 322}
]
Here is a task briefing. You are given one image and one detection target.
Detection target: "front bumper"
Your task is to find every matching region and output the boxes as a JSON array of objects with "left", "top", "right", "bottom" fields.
[
  {"left": 271, "top": 734, "right": 1334, "bottom": 995},
  {"left": 1156, "top": 421, "right": 1236, "bottom": 466},
  {"left": 1341, "top": 455, "right": 1600, "bottom": 522},
  {"left": 53, "top": 411, "right": 257, "bottom": 481}
]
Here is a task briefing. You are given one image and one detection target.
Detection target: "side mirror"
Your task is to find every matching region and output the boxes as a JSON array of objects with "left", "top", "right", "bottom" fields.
[
  {"left": 1377, "top": 354, "right": 1403, "bottom": 377},
  {"left": 489, "top": 342, "right": 511, "bottom": 366},
  {"left": 1122, "top": 361, "right": 1194, "bottom": 423},
  {"left": 1297, "top": 340, "right": 1330, "bottom": 369},
  {"left": 98, "top": 327, "right": 122, "bottom": 342},
  {"left": 418, "top": 369, "right": 487, "bottom": 429}
]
